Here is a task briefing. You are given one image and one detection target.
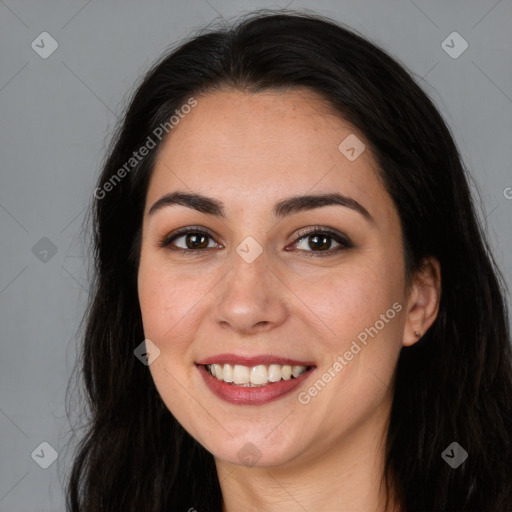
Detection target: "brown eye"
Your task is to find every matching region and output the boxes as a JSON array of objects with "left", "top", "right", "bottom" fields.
[
  {"left": 297, "top": 233, "right": 338, "bottom": 251},
  {"left": 177, "top": 232, "right": 210, "bottom": 250},
  {"left": 291, "top": 227, "right": 352, "bottom": 257},
  {"left": 159, "top": 227, "right": 220, "bottom": 253}
]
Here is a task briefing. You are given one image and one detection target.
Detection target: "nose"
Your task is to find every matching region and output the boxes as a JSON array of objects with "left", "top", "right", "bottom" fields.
[{"left": 212, "top": 249, "right": 289, "bottom": 335}]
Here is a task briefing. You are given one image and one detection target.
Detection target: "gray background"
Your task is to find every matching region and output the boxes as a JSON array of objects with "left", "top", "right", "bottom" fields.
[{"left": 1, "top": 0, "right": 511, "bottom": 510}]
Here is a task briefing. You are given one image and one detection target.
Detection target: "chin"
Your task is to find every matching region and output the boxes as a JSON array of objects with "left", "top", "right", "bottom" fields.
[{"left": 201, "top": 427, "right": 306, "bottom": 468}]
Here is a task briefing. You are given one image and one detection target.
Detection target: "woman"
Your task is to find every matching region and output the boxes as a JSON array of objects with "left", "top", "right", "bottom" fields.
[{"left": 65, "top": 10, "right": 512, "bottom": 511}]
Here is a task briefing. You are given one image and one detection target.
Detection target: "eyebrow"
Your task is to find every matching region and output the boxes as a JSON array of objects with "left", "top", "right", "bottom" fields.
[{"left": 148, "top": 191, "right": 374, "bottom": 223}]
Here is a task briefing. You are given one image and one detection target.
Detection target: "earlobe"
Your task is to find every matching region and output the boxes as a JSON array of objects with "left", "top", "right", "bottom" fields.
[{"left": 403, "top": 257, "right": 441, "bottom": 347}]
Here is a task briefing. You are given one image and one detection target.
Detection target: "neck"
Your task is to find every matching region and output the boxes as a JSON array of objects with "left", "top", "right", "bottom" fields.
[{"left": 216, "top": 393, "right": 400, "bottom": 512}]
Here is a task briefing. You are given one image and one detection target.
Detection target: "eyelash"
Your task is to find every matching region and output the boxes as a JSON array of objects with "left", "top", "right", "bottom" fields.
[{"left": 158, "top": 225, "right": 353, "bottom": 258}]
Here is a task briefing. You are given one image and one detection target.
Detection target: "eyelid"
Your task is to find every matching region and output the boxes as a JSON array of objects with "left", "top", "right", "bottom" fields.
[{"left": 293, "top": 225, "right": 350, "bottom": 243}]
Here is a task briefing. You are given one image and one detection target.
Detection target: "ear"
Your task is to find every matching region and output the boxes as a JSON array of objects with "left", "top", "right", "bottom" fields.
[{"left": 403, "top": 257, "right": 441, "bottom": 347}]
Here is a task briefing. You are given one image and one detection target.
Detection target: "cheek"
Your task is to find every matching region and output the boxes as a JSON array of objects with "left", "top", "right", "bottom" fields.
[
  {"left": 138, "top": 256, "right": 180, "bottom": 338},
  {"left": 304, "top": 260, "right": 403, "bottom": 348},
  {"left": 137, "top": 253, "right": 218, "bottom": 354}
]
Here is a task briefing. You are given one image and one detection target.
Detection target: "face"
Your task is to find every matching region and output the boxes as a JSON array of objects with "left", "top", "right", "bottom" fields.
[{"left": 137, "top": 88, "right": 414, "bottom": 468}]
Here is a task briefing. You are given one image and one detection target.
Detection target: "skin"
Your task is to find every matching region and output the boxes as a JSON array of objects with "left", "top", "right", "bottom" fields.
[{"left": 137, "top": 88, "right": 441, "bottom": 512}]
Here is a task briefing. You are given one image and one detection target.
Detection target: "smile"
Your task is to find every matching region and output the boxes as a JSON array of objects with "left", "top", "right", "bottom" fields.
[
  {"left": 205, "top": 363, "right": 310, "bottom": 386},
  {"left": 195, "top": 354, "right": 317, "bottom": 405}
]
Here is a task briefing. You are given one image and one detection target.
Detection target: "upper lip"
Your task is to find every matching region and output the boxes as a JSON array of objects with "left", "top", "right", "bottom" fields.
[{"left": 196, "top": 353, "right": 316, "bottom": 367}]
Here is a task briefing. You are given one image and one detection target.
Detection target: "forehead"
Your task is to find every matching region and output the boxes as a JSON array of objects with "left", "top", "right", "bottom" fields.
[{"left": 145, "top": 88, "right": 392, "bottom": 222}]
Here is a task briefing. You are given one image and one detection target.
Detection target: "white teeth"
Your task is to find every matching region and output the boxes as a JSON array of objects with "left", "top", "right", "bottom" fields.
[
  {"left": 250, "top": 365, "right": 268, "bottom": 385},
  {"left": 268, "top": 364, "right": 282, "bottom": 382},
  {"left": 205, "top": 363, "right": 309, "bottom": 386},
  {"left": 233, "top": 364, "right": 250, "bottom": 384},
  {"left": 222, "top": 363, "right": 234, "bottom": 383},
  {"left": 292, "top": 365, "right": 305, "bottom": 378},
  {"left": 214, "top": 364, "right": 223, "bottom": 380},
  {"left": 281, "top": 365, "right": 292, "bottom": 380}
]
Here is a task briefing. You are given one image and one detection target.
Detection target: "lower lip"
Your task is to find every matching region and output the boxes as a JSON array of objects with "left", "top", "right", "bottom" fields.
[{"left": 197, "top": 364, "right": 316, "bottom": 405}]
